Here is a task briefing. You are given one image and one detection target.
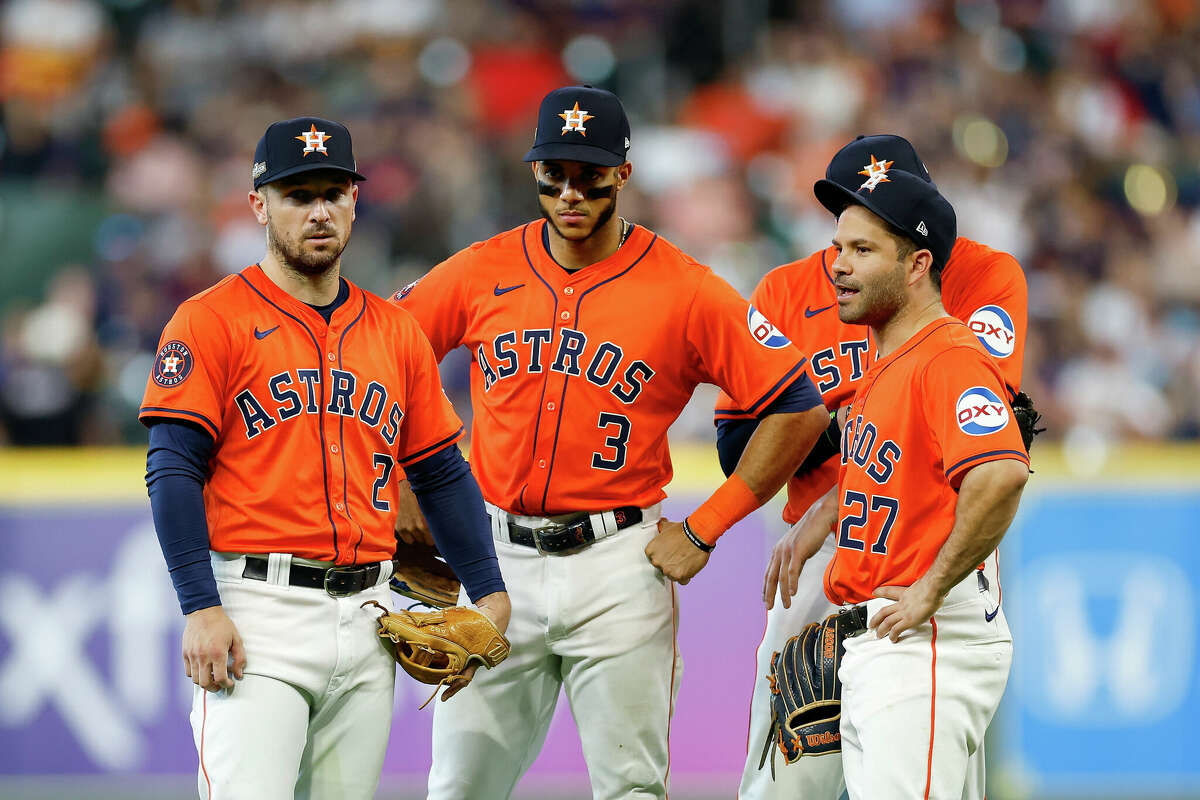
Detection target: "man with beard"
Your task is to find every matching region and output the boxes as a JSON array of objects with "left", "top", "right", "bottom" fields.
[
  {"left": 140, "top": 116, "right": 509, "bottom": 799},
  {"left": 803, "top": 170, "right": 1027, "bottom": 798},
  {"left": 390, "top": 86, "right": 831, "bottom": 799}
]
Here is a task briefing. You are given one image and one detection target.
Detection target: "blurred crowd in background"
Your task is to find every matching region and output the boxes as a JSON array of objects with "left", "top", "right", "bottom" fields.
[{"left": 3, "top": 0, "right": 1199, "bottom": 455}]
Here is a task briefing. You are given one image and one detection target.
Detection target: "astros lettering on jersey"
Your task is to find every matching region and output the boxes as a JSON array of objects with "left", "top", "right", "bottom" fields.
[
  {"left": 823, "top": 318, "right": 1029, "bottom": 605},
  {"left": 141, "top": 264, "right": 464, "bottom": 563},
  {"left": 394, "top": 220, "right": 807, "bottom": 515},
  {"left": 714, "top": 236, "right": 1027, "bottom": 525}
]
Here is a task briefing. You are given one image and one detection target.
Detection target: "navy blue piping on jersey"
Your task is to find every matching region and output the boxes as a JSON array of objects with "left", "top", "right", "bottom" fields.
[
  {"left": 400, "top": 426, "right": 466, "bottom": 467},
  {"left": 821, "top": 248, "right": 835, "bottom": 286},
  {"left": 239, "top": 271, "right": 342, "bottom": 561},
  {"left": 717, "top": 358, "right": 810, "bottom": 419},
  {"left": 944, "top": 450, "right": 1029, "bottom": 481},
  {"left": 139, "top": 406, "right": 219, "bottom": 439},
  {"left": 852, "top": 319, "right": 958, "bottom": 416},
  {"left": 520, "top": 222, "right": 560, "bottom": 514},
  {"left": 539, "top": 231, "right": 658, "bottom": 515},
  {"left": 336, "top": 292, "right": 369, "bottom": 562}
]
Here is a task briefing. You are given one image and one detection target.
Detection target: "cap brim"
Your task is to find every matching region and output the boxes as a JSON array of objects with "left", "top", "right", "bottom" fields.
[
  {"left": 255, "top": 163, "right": 366, "bottom": 189},
  {"left": 813, "top": 178, "right": 908, "bottom": 235},
  {"left": 523, "top": 142, "right": 624, "bottom": 167}
]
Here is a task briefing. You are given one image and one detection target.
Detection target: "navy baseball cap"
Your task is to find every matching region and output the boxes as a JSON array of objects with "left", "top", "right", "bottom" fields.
[
  {"left": 251, "top": 116, "right": 366, "bottom": 189},
  {"left": 825, "top": 134, "right": 931, "bottom": 191},
  {"left": 522, "top": 86, "right": 630, "bottom": 167},
  {"left": 814, "top": 168, "right": 957, "bottom": 271}
]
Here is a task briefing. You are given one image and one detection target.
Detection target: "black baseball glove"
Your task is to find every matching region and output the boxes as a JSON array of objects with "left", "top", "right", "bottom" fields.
[
  {"left": 1011, "top": 391, "right": 1044, "bottom": 453},
  {"left": 759, "top": 608, "right": 859, "bottom": 776}
]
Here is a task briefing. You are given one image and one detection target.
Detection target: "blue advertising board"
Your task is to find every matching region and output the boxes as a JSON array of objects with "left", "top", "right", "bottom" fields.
[{"left": 1002, "top": 488, "right": 1200, "bottom": 796}]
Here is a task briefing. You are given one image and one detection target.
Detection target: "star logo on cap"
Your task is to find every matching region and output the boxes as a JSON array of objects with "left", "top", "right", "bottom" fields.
[
  {"left": 857, "top": 154, "right": 894, "bottom": 192},
  {"left": 295, "top": 124, "right": 331, "bottom": 156},
  {"left": 559, "top": 102, "right": 594, "bottom": 136}
]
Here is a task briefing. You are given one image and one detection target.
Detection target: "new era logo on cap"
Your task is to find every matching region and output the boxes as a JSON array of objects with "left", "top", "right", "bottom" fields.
[{"left": 251, "top": 116, "right": 367, "bottom": 189}]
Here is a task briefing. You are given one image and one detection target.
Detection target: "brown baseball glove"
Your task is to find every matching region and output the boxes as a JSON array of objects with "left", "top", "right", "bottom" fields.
[
  {"left": 361, "top": 600, "right": 510, "bottom": 706},
  {"left": 390, "top": 540, "right": 460, "bottom": 608}
]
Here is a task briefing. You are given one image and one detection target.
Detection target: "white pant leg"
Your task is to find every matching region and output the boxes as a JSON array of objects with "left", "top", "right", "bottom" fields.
[
  {"left": 557, "top": 519, "right": 681, "bottom": 800},
  {"left": 738, "top": 536, "right": 844, "bottom": 800},
  {"left": 427, "top": 542, "right": 563, "bottom": 800},
  {"left": 194, "top": 555, "right": 396, "bottom": 800},
  {"left": 192, "top": 675, "right": 310, "bottom": 800},
  {"left": 840, "top": 579, "right": 1013, "bottom": 800},
  {"left": 297, "top": 581, "right": 397, "bottom": 800}
]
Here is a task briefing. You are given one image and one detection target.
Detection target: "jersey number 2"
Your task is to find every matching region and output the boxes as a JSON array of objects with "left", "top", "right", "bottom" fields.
[
  {"left": 372, "top": 453, "right": 395, "bottom": 512},
  {"left": 591, "top": 412, "right": 631, "bottom": 471},
  {"left": 838, "top": 490, "right": 898, "bottom": 554}
]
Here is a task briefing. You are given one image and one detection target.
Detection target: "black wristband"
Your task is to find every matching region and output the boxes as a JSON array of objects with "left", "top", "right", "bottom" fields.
[{"left": 682, "top": 518, "right": 715, "bottom": 552}]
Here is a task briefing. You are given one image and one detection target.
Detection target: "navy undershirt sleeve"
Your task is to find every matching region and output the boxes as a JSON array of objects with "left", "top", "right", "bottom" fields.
[
  {"left": 716, "top": 417, "right": 757, "bottom": 478},
  {"left": 766, "top": 371, "right": 822, "bottom": 414},
  {"left": 715, "top": 373, "right": 837, "bottom": 479},
  {"left": 145, "top": 420, "right": 220, "bottom": 614},
  {"left": 404, "top": 444, "right": 506, "bottom": 602}
]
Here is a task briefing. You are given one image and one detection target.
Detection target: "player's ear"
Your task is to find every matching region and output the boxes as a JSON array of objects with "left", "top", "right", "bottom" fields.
[
  {"left": 249, "top": 189, "right": 269, "bottom": 226},
  {"left": 351, "top": 183, "right": 358, "bottom": 221},
  {"left": 908, "top": 248, "right": 934, "bottom": 287},
  {"left": 616, "top": 161, "right": 632, "bottom": 189}
]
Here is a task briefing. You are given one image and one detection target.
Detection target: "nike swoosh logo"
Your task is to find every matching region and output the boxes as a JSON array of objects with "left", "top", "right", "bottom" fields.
[
  {"left": 254, "top": 325, "right": 279, "bottom": 340},
  {"left": 805, "top": 304, "right": 835, "bottom": 318},
  {"left": 494, "top": 283, "right": 525, "bottom": 296},
  {"left": 984, "top": 606, "right": 999, "bottom": 622}
]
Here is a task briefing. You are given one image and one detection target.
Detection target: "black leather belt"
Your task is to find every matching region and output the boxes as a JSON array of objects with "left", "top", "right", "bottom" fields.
[
  {"left": 500, "top": 506, "right": 643, "bottom": 553},
  {"left": 242, "top": 556, "right": 383, "bottom": 597},
  {"left": 837, "top": 604, "right": 871, "bottom": 637}
]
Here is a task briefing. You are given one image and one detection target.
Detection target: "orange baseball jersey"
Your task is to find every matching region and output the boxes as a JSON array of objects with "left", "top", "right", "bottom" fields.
[
  {"left": 392, "top": 220, "right": 808, "bottom": 515},
  {"left": 714, "top": 236, "right": 1027, "bottom": 524},
  {"left": 822, "top": 318, "right": 1029, "bottom": 606},
  {"left": 140, "top": 264, "right": 463, "bottom": 564}
]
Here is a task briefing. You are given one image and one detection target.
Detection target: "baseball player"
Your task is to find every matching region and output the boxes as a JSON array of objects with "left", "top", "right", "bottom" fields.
[
  {"left": 716, "top": 135, "right": 1028, "bottom": 799},
  {"left": 389, "top": 85, "right": 831, "bottom": 800},
  {"left": 809, "top": 168, "right": 1029, "bottom": 799},
  {"left": 140, "top": 116, "right": 509, "bottom": 800}
]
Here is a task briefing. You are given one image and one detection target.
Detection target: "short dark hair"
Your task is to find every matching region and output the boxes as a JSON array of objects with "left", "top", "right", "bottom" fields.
[{"left": 879, "top": 216, "right": 941, "bottom": 291}]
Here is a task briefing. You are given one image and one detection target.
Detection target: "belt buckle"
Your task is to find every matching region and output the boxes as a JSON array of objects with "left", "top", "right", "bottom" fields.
[
  {"left": 530, "top": 521, "right": 567, "bottom": 555},
  {"left": 324, "top": 565, "right": 368, "bottom": 597},
  {"left": 532, "top": 516, "right": 593, "bottom": 554}
]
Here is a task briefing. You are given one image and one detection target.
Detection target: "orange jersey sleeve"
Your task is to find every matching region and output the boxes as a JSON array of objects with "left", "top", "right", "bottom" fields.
[
  {"left": 390, "top": 308, "right": 466, "bottom": 467},
  {"left": 823, "top": 319, "right": 1029, "bottom": 605},
  {"left": 393, "top": 221, "right": 806, "bottom": 516},
  {"left": 713, "top": 247, "right": 874, "bottom": 523},
  {"left": 941, "top": 238, "right": 1028, "bottom": 392},
  {"left": 140, "top": 281, "right": 236, "bottom": 439},
  {"left": 685, "top": 269, "right": 810, "bottom": 415},
  {"left": 141, "top": 265, "right": 462, "bottom": 565}
]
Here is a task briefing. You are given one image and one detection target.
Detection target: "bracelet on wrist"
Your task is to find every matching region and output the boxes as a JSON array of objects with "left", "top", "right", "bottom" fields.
[{"left": 682, "top": 518, "right": 715, "bottom": 552}]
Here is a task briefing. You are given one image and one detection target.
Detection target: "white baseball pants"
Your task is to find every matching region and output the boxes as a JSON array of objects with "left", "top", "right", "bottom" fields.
[
  {"left": 192, "top": 552, "right": 396, "bottom": 800},
  {"left": 839, "top": 567, "right": 1012, "bottom": 800},
  {"left": 427, "top": 505, "right": 681, "bottom": 800}
]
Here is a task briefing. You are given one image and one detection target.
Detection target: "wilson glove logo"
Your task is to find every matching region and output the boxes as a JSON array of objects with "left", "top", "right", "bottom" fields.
[
  {"left": 747, "top": 306, "right": 790, "bottom": 349},
  {"left": 956, "top": 386, "right": 1009, "bottom": 435}
]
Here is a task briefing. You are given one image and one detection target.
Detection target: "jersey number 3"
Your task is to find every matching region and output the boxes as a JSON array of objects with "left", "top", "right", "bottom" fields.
[
  {"left": 591, "top": 412, "right": 631, "bottom": 471},
  {"left": 838, "top": 490, "right": 898, "bottom": 555}
]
